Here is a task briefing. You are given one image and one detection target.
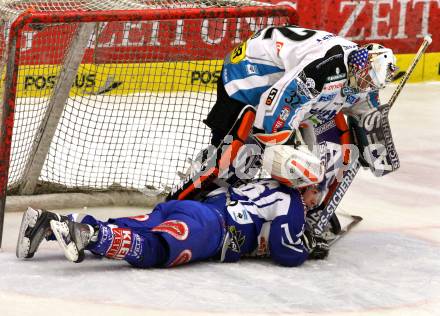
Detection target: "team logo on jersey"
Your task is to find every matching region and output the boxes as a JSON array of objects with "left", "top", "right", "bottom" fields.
[
  {"left": 130, "top": 234, "right": 143, "bottom": 259},
  {"left": 314, "top": 119, "right": 337, "bottom": 136},
  {"left": 272, "top": 106, "right": 291, "bottom": 132},
  {"left": 106, "top": 228, "right": 132, "bottom": 260},
  {"left": 246, "top": 63, "right": 258, "bottom": 75},
  {"left": 316, "top": 55, "right": 343, "bottom": 69},
  {"left": 168, "top": 249, "right": 192, "bottom": 267},
  {"left": 297, "top": 72, "right": 319, "bottom": 97},
  {"left": 305, "top": 77, "right": 316, "bottom": 89},
  {"left": 99, "top": 226, "right": 112, "bottom": 244},
  {"left": 341, "top": 86, "right": 359, "bottom": 97},
  {"left": 223, "top": 68, "right": 229, "bottom": 82},
  {"left": 227, "top": 226, "right": 245, "bottom": 253},
  {"left": 323, "top": 81, "right": 344, "bottom": 91},
  {"left": 265, "top": 88, "right": 278, "bottom": 105},
  {"left": 152, "top": 220, "right": 189, "bottom": 240},
  {"left": 230, "top": 41, "right": 247, "bottom": 64},
  {"left": 227, "top": 202, "right": 253, "bottom": 225},
  {"left": 316, "top": 33, "right": 336, "bottom": 43},
  {"left": 276, "top": 41, "right": 284, "bottom": 55},
  {"left": 346, "top": 94, "right": 360, "bottom": 105},
  {"left": 309, "top": 108, "right": 337, "bottom": 122},
  {"left": 318, "top": 93, "right": 337, "bottom": 102},
  {"left": 256, "top": 236, "right": 269, "bottom": 256},
  {"left": 343, "top": 44, "right": 357, "bottom": 50},
  {"left": 128, "top": 214, "right": 150, "bottom": 221},
  {"left": 367, "top": 91, "right": 380, "bottom": 108},
  {"left": 326, "top": 67, "right": 346, "bottom": 82}
]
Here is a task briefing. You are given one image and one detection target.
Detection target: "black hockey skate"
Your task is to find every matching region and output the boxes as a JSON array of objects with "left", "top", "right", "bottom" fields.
[
  {"left": 16, "top": 207, "right": 67, "bottom": 259},
  {"left": 50, "top": 219, "right": 95, "bottom": 263}
]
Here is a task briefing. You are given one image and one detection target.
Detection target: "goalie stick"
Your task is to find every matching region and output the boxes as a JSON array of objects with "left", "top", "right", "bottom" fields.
[
  {"left": 388, "top": 35, "right": 433, "bottom": 108},
  {"left": 311, "top": 35, "right": 433, "bottom": 236},
  {"left": 326, "top": 215, "right": 363, "bottom": 247}
]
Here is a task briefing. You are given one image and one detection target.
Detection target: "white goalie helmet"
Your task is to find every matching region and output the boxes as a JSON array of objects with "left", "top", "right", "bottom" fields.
[
  {"left": 348, "top": 43, "right": 398, "bottom": 92},
  {"left": 262, "top": 144, "right": 325, "bottom": 189}
]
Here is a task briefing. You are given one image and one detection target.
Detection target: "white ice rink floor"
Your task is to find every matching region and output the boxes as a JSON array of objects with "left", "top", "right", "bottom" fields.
[{"left": 0, "top": 83, "right": 439, "bottom": 316}]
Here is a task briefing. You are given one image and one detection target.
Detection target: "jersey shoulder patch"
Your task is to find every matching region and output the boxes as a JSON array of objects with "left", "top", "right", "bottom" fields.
[{"left": 230, "top": 41, "right": 247, "bottom": 64}]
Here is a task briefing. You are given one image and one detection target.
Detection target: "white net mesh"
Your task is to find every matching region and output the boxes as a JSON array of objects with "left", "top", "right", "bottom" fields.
[
  {"left": 0, "top": 0, "right": 293, "bottom": 195},
  {"left": 0, "top": 0, "right": 271, "bottom": 14}
]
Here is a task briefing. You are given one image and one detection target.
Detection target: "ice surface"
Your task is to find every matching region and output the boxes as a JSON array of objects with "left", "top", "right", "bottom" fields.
[{"left": 0, "top": 83, "right": 439, "bottom": 316}]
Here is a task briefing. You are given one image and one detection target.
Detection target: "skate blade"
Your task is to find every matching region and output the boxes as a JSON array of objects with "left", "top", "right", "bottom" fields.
[
  {"left": 16, "top": 207, "right": 40, "bottom": 258},
  {"left": 50, "top": 220, "right": 79, "bottom": 263}
]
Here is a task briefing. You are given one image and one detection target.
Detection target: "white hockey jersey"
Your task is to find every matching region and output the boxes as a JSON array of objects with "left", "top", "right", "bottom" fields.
[
  {"left": 222, "top": 26, "right": 379, "bottom": 137},
  {"left": 204, "top": 180, "right": 309, "bottom": 266}
]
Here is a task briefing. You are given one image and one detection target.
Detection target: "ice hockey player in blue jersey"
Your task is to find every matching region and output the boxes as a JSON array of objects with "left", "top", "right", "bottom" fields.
[{"left": 16, "top": 180, "right": 328, "bottom": 268}]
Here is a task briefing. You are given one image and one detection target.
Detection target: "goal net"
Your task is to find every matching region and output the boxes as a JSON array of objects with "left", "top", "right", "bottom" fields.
[{"left": 0, "top": 0, "right": 296, "bottom": 243}]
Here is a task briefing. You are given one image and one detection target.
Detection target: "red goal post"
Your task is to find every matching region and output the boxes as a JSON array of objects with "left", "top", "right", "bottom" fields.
[{"left": 0, "top": 1, "right": 297, "bottom": 247}]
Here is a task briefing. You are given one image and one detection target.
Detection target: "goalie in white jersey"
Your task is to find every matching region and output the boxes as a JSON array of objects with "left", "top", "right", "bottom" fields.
[{"left": 203, "top": 25, "right": 398, "bottom": 188}]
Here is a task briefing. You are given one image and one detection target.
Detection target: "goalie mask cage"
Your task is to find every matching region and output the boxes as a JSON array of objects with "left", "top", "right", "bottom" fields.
[{"left": 0, "top": 0, "right": 297, "bottom": 246}]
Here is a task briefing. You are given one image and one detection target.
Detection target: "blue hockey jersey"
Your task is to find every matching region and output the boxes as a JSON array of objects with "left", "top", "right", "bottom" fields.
[
  {"left": 205, "top": 180, "right": 309, "bottom": 267},
  {"left": 79, "top": 180, "right": 308, "bottom": 268}
]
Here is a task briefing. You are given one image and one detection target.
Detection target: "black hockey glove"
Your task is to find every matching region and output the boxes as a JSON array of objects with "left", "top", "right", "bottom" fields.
[{"left": 301, "top": 225, "right": 330, "bottom": 260}]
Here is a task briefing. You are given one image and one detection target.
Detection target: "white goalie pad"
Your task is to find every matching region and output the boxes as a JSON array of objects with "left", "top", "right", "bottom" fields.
[{"left": 262, "top": 144, "right": 325, "bottom": 188}]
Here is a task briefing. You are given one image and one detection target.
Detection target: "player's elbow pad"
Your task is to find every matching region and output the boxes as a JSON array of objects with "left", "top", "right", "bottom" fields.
[{"left": 270, "top": 249, "right": 308, "bottom": 267}]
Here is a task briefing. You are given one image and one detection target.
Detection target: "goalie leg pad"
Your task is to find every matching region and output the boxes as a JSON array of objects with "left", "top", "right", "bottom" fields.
[{"left": 168, "top": 105, "right": 256, "bottom": 201}]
